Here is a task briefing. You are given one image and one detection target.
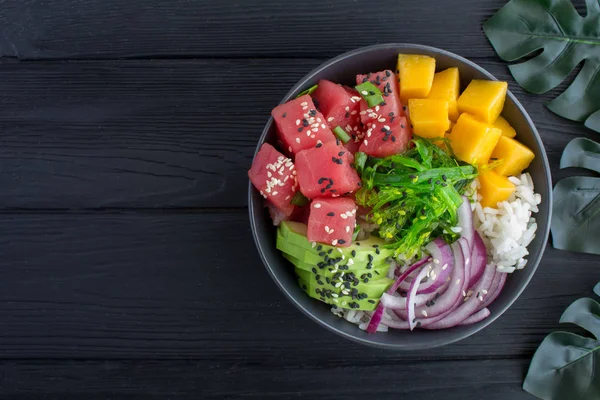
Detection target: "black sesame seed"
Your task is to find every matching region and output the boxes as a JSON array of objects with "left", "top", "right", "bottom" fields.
[
  {"left": 336, "top": 138, "right": 340, "bottom": 145},
  {"left": 302, "top": 285, "right": 307, "bottom": 290},
  {"left": 382, "top": 136, "right": 388, "bottom": 141},
  {"left": 409, "top": 174, "right": 416, "bottom": 180},
  {"left": 367, "top": 73, "right": 372, "bottom": 78},
  {"left": 385, "top": 70, "right": 391, "bottom": 77},
  {"left": 309, "top": 109, "right": 317, "bottom": 116},
  {"left": 401, "top": 124, "right": 405, "bottom": 129},
  {"left": 362, "top": 77, "right": 368, "bottom": 83},
  {"left": 338, "top": 239, "right": 346, "bottom": 244},
  {"left": 427, "top": 178, "right": 432, "bottom": 184},
  {"left": 369, "top": 91, "right": 375, "bottom": 95},
  {"left": 326, "top": 277, "right": 331, "bottom": 284},
  {"left": 311, "top": 268, "right": 317, "bottom": 274},
  {"left": 355, "top": 242, "right": 360, "bottom": 246},
  {"left": 327, "top": 212, "right": 335, "bottom": 216},
  {"left": 367, "top": 273, "right": 372, "bottom": 278},
  {"left": 441, "top": 183, "right": 448, "bottom": 187},
  {"left": 338, "top": 151, "right": 345, "bottom": 156},
  {"left": 282, "top": 112, "right": 287, "bottom": 118},
  {"left": 344, "top": 282, "right": 351, "bottom": 289},
  {"left": 368, "top": 254, "right": 374, "bottom": 262},
  {"left": 376, "top": 248, "right": 380, "bottom": 255},
  {"left": 321, "top": 188, "right": 326, "bottom": 193},
  {"left": 416, "top": 322, "right": 422, "bottom": 328},
  {"left": 358, "top": 182, "right": 363, "bottom": 187},
  {"left": 375, "top": 270, "right": 380, "bottom": 275},
  {"left": 298, "top": 127, "right": 303, "bottom": 132},
  {"left": 391, "top": 136, "right": 396, "bottom": 142},
  {"left": 351, "top": 250, "right": 356, "bottom": 257},
  {"left": 442, "top": 175, "right": 447, "bottom": 181},
  {"left": 381, "top": 101, "right": 387, "bottom": 105},
  {"left": 403, "top": 105, "right": 407, "bottom": 111},
  {"left": 317, "top": 245, "right": 322, "bottom": 251},
  {"left": 435, "top": 292, "right": 441, "bottom": 299},
  {"left": 391, "top": 116, "right": 395, "bottom": 122},
  {"left": 328, "top": 249, "right": 333, "bottom": 254},
  {"left": 315, "top": 274, "right": 321, "bottom": 280},
  {"left": 330, "top": 189, "right": 337, "bottom": 193},
  {"left": 368, "top": 299, "right": 376, "bottom": 304},
  {"left": 389, "top": 112, "right": 395, "bottom": 117},
  {"left": 316, "top": 143, "right": 323, "bottom": 148},
  {"left": 373, "top": 244, "right": 379, "bottom": 248},
  {"left": 345, "top": 112, "right": 350, "bottom": 118},
  {"left": 302, "top": 120, "right": 309, "bottom": 127}
]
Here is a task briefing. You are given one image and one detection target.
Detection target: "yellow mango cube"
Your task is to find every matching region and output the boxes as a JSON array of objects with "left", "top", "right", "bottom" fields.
[
  {"left": 397, "top": 54, "right": 436, "bottom": 102},
  {"left": 457, "top": 80, "right": 508, "bottom": 124},
  {"left": 427, "top": 67, "right": 460, "bottom": 121},
  {"left": 491, "top": 136, "right": 535, "bottom": 176},
  {"left": 408, "top": 98, "right": 450, "bottom": 138},
  {"left": 492, "top": 116, "right": 517, "bottom": 138},
  {"left": 449, "top": 113, "right": 502, "bottom": 165},
  {"left": 478, "top": 169, "right": 515, "bottom": 208}
]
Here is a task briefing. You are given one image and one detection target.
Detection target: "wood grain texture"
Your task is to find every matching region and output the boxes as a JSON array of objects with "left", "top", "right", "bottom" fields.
[
  {"left": 0, "top": 59, "right": 595, "bottom": 209},
  {"left": 0, "top": 358, "right": 532, "bottom": 400},
  {"left": 0, "top": 211, "right": 596, "bottom": 361},
  {"left": 0, "top": 0, "right": 508, "bottom": 60}
]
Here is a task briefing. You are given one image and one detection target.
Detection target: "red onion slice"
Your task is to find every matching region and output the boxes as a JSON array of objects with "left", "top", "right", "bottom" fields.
[
  {"left": 468, "top": 232, "right": 487, "bottom": 288},
  {"left": 459, "top": 307, "right": 491, "bottom": 325},
  {"left": 407, "top": 266, "right": 431, "bottom": 330},
  {"left": 457, "top": 196, "right": 475, "bottom": 250}
]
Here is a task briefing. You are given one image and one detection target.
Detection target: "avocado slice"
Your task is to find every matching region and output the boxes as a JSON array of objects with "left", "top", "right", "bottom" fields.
[
  {"left": 277, "top": 232, "right": 391, "bottom": 271},
  {"left": 282, "top": 252, "right": 389, "bottom": 278},
  {"left": 294, "top": 266, "right": 388, "bottom": 311}
]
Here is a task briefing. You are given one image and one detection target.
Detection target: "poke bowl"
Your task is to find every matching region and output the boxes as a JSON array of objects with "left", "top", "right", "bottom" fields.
[{"left": 248, "top": 43, "right": 552, "bottom": 350}]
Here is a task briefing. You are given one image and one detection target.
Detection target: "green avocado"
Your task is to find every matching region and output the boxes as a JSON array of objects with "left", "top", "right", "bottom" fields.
[{"left": 294, "top": 266, "right": 388, "bottom": 311}]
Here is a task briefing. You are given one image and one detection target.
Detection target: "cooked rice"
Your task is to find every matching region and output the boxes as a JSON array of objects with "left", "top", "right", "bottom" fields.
[{"left": 470, "top": 172, "right": 541, "bottom": 273}]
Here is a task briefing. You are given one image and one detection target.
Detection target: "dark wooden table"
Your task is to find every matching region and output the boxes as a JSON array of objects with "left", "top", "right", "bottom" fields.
[{"left": 0, "top": 0, "right": 598, "bottom": 398}]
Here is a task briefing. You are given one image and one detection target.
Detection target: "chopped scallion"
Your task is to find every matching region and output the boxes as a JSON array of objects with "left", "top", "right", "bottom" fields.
[
  {"left": 355, "top": 82, "right": 384, "bottom": 107},
  {"left": 291, "top": 191, "right": 309, "bottom": 206},
  {"left": 333, "top": 126, "right": 351, "bottom": 144},
  {"left": 296, "top": 84, "right": 319, "bottom": 98},
  {"left": 352, "top": 225, "right": 361, "bottom": 241}
]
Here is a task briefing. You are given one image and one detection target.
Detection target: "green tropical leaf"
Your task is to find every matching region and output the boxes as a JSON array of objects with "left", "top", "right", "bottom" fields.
[
  {"left": 523, "top": 290, "right": 600, "bottom": 400},
  {"left": 560, "top": 137, "right": 600, "bottom": 173},
  {"left": 483, "top": 0, "right": 600, "bottom": 133},
  {"left": 551, "top": 176, "right": 600, "bottom": 254}
]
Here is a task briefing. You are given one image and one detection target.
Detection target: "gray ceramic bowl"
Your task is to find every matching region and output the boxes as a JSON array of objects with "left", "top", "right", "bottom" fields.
[{"left": 248, "top": 44, "right": 552, "bottom": 350}]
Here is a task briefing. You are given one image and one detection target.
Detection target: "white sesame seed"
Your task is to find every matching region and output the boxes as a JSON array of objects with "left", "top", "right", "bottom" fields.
[
  {"left": 367, "top": 131, "right": 372, "bottom": 138},
  {"left": 332, "top": 239, "right": 338, "bottom": 246},
  {"left": 295, "top": 119, "right": 301, "bottom": 126},
  {"left": 285, "top": 195, "right": 290, "bottom": 200},
  {"left": 462, "top": 290, "right": 467, "bottom": 297},
  {"left": 384, "top": 125, "right": 390, "bottom": 130},
  {"left": 442, "top": 263, "right": 448, "bottom": 270},
  {"left": 332, "top": 293, "right": 339, "bottom": 298},
  {"left": 295, "top": 138, "right": 300, "bottom": 144},
  {"left": 310, "top": 134, "right": 315, "bottom": 139},
  {"left": 340, "top": 214, "right": 347, "bottom": 220},
  {"left": 378, "top": 118, "right": 386, "bottom": 122},
  {"left": 433, "top": 258, "right": 440, "bottom": 264},
  {"left": 325, "top": 226, "right": 330, "bottom": 233},
  {"left": 272, "top": 191, "right": 278, "bottom": 196},
  {"left": 375, "top": 106, "right": 380, "bottom": 112},
  {"left": 267, "top": 171, "right": 272, "bottom": 178},
  {"left": 465, "top": 258, "right": 470, "bottom": 265},
  {"left": 347, "top": 259, "right": 354, "bottom": 266},
  {"left": 364, "top": 139, "right": 369, "bottom": 146},
  {"left": 351, "top": 110, "right": 357, "bottom": 115},
  {"left": 478, "top": 295, "right": 484, "bottom": 301},
  {"left": 327, "top": 117, "right": 334, "bottom": 122},
  {"left": 361, "top": 91, "right": 368, "bottom": 96},
  {"left": 312, "top": 128, "right": 319, "bottom": 132},
  {"left": 345, "top": 226, "right": 350, "bottom": 233},
  {"left": 456, "top": 279, "right": 461, "bottom": 285},
  {"left": 337, "top": 248, "right": 343, "bottom": 254},
  {"left": 288, "top": 146, "right": 292, "bottom": 153},
  {"left": 360, "top": 110, "right": 366, "bottom": 115},
  {"left": 301, "top": 102, "right": 308, "bottom": 106},
  {"left": 314, "top": 203, "right": 321, "bottom": 208},
  {"left": 345, "top": 106, "right": 350, "bottom": 112},
  {"left": 311, "top": 242, "right": 316, "bottom": 248},
  {"left": 422, "top": 310, "right": 428, "bottom": 317},
  {"left": 482, "top": 290, "right": 488, "bottom": 294},
  {"left": 342, "top": 289, "right": 349, "bottom": 295},
  {"left": 322, "top": 124, "right": 327, "bottom": 129},
  {"left": 335, "top": 282, "right": 342, "bottom": 288}
]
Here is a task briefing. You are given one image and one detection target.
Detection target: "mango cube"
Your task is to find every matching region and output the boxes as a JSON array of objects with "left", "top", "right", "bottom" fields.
[
  {"left": 427, "top": 67, "right": 460, "bottom": 121},
  {"left": 449, "top": 113, "right": 502, "bottom": 165},
  {"left": 491, "top": 136, "right": 535, "bottom": 176},
  {"left": 447, "top": 120, "right": 455, "bottom": 133},
  {"left": 408, "top": 98, "right": 450, "bottom": 138},
  {"left": 478, "top": 169, "right": 515, "bottom": 208},
  {"left": 492, "top": 116, "right": 517, "bottom": 138},
  {"left": 397, "top": 54, "right": 436, "bottom": 102},
  {"left": 457, "top": 80, "right": 508, "bottom": 124}
]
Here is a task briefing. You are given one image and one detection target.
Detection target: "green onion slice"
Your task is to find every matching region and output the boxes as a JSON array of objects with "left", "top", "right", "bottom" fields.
[
  {"left": 296, "top": 84, "right": 318, "bottom": 98},
  {"left": 333, "top": 126, "right": 351, "bottom": 144},
  {"left": 290, "top": 191, "right": 309, "bottom": 206},
  {"left": 355, "top": 81, "right": 384, "bottom": 107}
]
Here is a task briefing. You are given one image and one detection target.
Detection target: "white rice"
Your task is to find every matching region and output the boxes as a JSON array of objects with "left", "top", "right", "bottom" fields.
[{"left": 470, "top": 172, "right": 541, "bottom": 272}]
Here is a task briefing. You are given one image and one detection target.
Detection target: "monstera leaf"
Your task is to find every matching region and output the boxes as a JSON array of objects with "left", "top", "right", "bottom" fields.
[
  {"left": 484, "top": 0, "right": 600, "bottom": 133},
  {"left": 523, "top": 283, "right": 600, "bottom": 399},
  {"left": 551, "top": 138, "right": 600, "bottom": 255}
]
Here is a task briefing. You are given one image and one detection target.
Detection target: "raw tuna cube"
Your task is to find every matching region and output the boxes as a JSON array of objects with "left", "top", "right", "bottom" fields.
[
  {"left": 356, "top": 70, "right": 406, "bottom": 127},
  {"left": 248, "top": 143, "right": 298, "bottom": 220},
  {"left": 307, "top": 198, "right": 357, "bottom": 247},
  {"left": 312, "top": 81, "right": 365, "bottom": 154},
  {"left": 271, "top": 95, "right": 336, "bottom": 155},
  {"left": 295, "top": 141, "right": 362, "bottom": 199},
  {"left": 359, "top": 115, "right": 412, "bottom": 158}
]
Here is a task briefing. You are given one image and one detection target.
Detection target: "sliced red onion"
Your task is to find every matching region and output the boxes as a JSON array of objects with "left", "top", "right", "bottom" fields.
[
  {"left": 399, "top": 239, "right": 467, "bottom": 320},
  {"left": 478, "top": 270, "right": 507, "bottom": 311},
  {"left": 407, "top": 266, "right": 431, "bottom": 331},
  {"left": 398, "top": 238, "right": 454, "bottom": 294},
  {"left": 457, "top": 196, "right": 474, "bottom": 250},
  {"left": 459, "top": 307, "right": 491, "bottom": 325},
  {"left": 468, "top": 232, "right": 487, "bottom": 289},
  {"left": 422, "top": 263, "right": 497, "bottom": 330},
  {"left": 366, "top": 257, "right": 428, "bottom": 334}
]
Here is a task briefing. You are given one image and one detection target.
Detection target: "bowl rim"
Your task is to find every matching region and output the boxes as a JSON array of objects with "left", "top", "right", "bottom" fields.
[{"left": 248, "top": 43, "right": 553, "bottom": 350}]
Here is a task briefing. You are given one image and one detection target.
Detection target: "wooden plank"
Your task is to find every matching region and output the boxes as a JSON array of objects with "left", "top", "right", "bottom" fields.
[
  {"left": 1, "top": 0, "right": 509, "bottom": 60},
  {"left": 0, "top": 59, "right": 592, "bottom": 209},
  {"left": 0, "top": 358, "right": 531, "bottom": 399},
  {"left": 0, "top": 211, "right": 595, "bottom": 360}
]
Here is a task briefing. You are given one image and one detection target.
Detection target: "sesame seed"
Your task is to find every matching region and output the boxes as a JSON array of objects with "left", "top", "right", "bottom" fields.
[
  {"left": 364, "top": 139, "right": 369, "bottom": 146},
  {"left": 422, "top": 310, "right": 428, "bottom": 317},
  {"left": 462, "top": 290, "right": 467, "bottom": 297},
  {"left": 313, "top": 203, "right": 321, "bottom": 208},
  {"left": 324, "top": 226, "right": 330, "bottom": 233},
  {"left": 332, "top": 239, "right": 338, "bottom": 246},
  {"left": 456, "top": 279, "right": 461, "bottom": 285},
  {"left": 295, "top": 138, "right": 300, "bottom": 144},
  {"left": 311, "top": 242, "right": 317, "bottom": 248},
  {"left": 482, "top": 290, "right": 488, "bottom": 294},
  {"left": 346, "top": 226, "right": 350, "bottom": 233},
  {"left": 327, "top": 117, "right": 334, "bottom": 122},
  {"left": 361, "top": 90, "right": 368, "bottom": 95},
  {"left": 433, "top": 258, "right": 440, "bottom": 264}
]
